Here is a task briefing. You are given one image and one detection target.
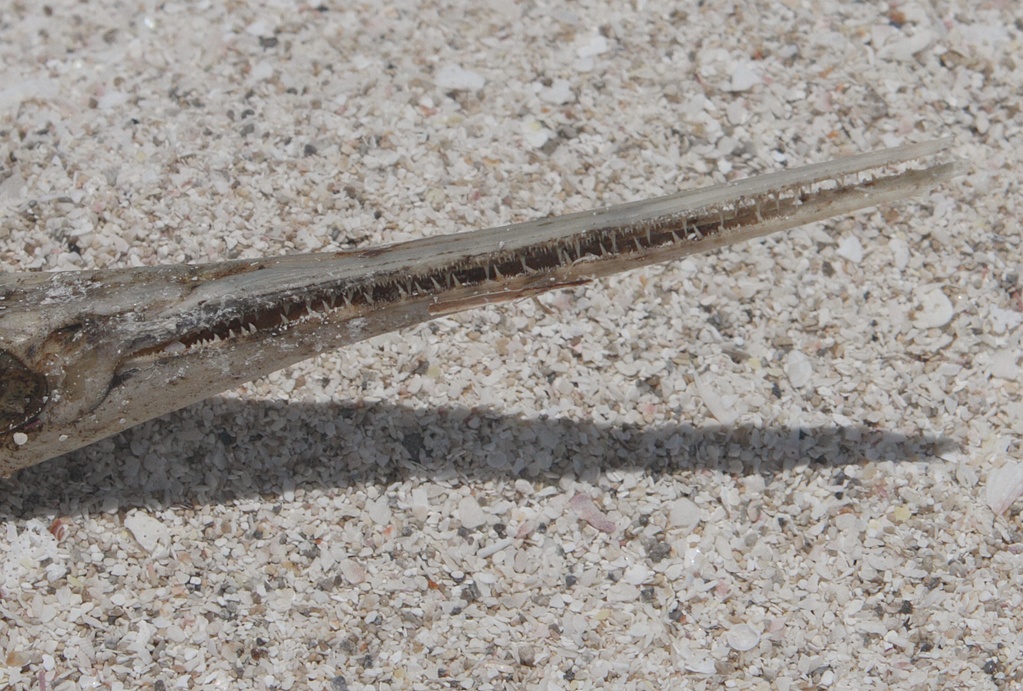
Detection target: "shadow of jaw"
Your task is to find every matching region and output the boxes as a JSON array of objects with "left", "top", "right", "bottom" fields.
[{"left": 0, "top": 397, "right": 958, "bottom": 519}]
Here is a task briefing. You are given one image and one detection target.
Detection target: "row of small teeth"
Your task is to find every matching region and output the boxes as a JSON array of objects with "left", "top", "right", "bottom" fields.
[
  {"left": 303, "top": 184, "right": 835, "bottom": 312},
  {"left": 175, "top": 177, "right": 874, "bottom": 352}
]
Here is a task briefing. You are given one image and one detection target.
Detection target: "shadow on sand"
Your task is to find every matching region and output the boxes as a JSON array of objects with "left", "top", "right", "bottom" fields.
[{"left": 1, "top": 396, "right": 955, "bottom": 520}]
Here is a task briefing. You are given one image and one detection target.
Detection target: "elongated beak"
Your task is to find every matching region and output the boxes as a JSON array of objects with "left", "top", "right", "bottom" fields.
[{"left": 0, "top": 139, "right": 960, "bottom": 473}]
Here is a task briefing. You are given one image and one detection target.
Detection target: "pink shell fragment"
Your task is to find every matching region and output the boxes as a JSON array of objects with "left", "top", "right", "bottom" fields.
[
  {"left": 986, "top": 462, "right": 1023, "bottom": 516},
  {"left": 569, "top": 494, "right": 616, "bottom": 534},
  {"left": 515, "top": 520, "right": 537, "bottom": 540}
]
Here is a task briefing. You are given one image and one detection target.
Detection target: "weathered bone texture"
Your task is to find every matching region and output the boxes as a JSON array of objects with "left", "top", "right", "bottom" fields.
[{"left": 0, "top": 140, "right": 959, "bottom": 473}]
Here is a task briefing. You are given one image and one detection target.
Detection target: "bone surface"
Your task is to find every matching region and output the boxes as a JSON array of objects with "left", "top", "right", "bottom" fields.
[{"left": 0, "top": 140, "right": 958, "bottom": 474}]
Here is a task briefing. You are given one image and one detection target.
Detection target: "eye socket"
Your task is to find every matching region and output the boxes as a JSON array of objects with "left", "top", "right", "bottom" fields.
[{"left": 0, "top": 349, "right": 47, "bottom": 433}]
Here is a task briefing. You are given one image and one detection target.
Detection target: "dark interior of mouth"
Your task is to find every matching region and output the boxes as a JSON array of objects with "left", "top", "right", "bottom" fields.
[{"left": 165, "top": 173, "right": 885, "bottom": 354}]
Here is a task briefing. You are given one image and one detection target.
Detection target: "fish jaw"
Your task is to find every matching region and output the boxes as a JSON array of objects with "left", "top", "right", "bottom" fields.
[{"left": 0, "top": 139, "right": 960, "bottom": 473}]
